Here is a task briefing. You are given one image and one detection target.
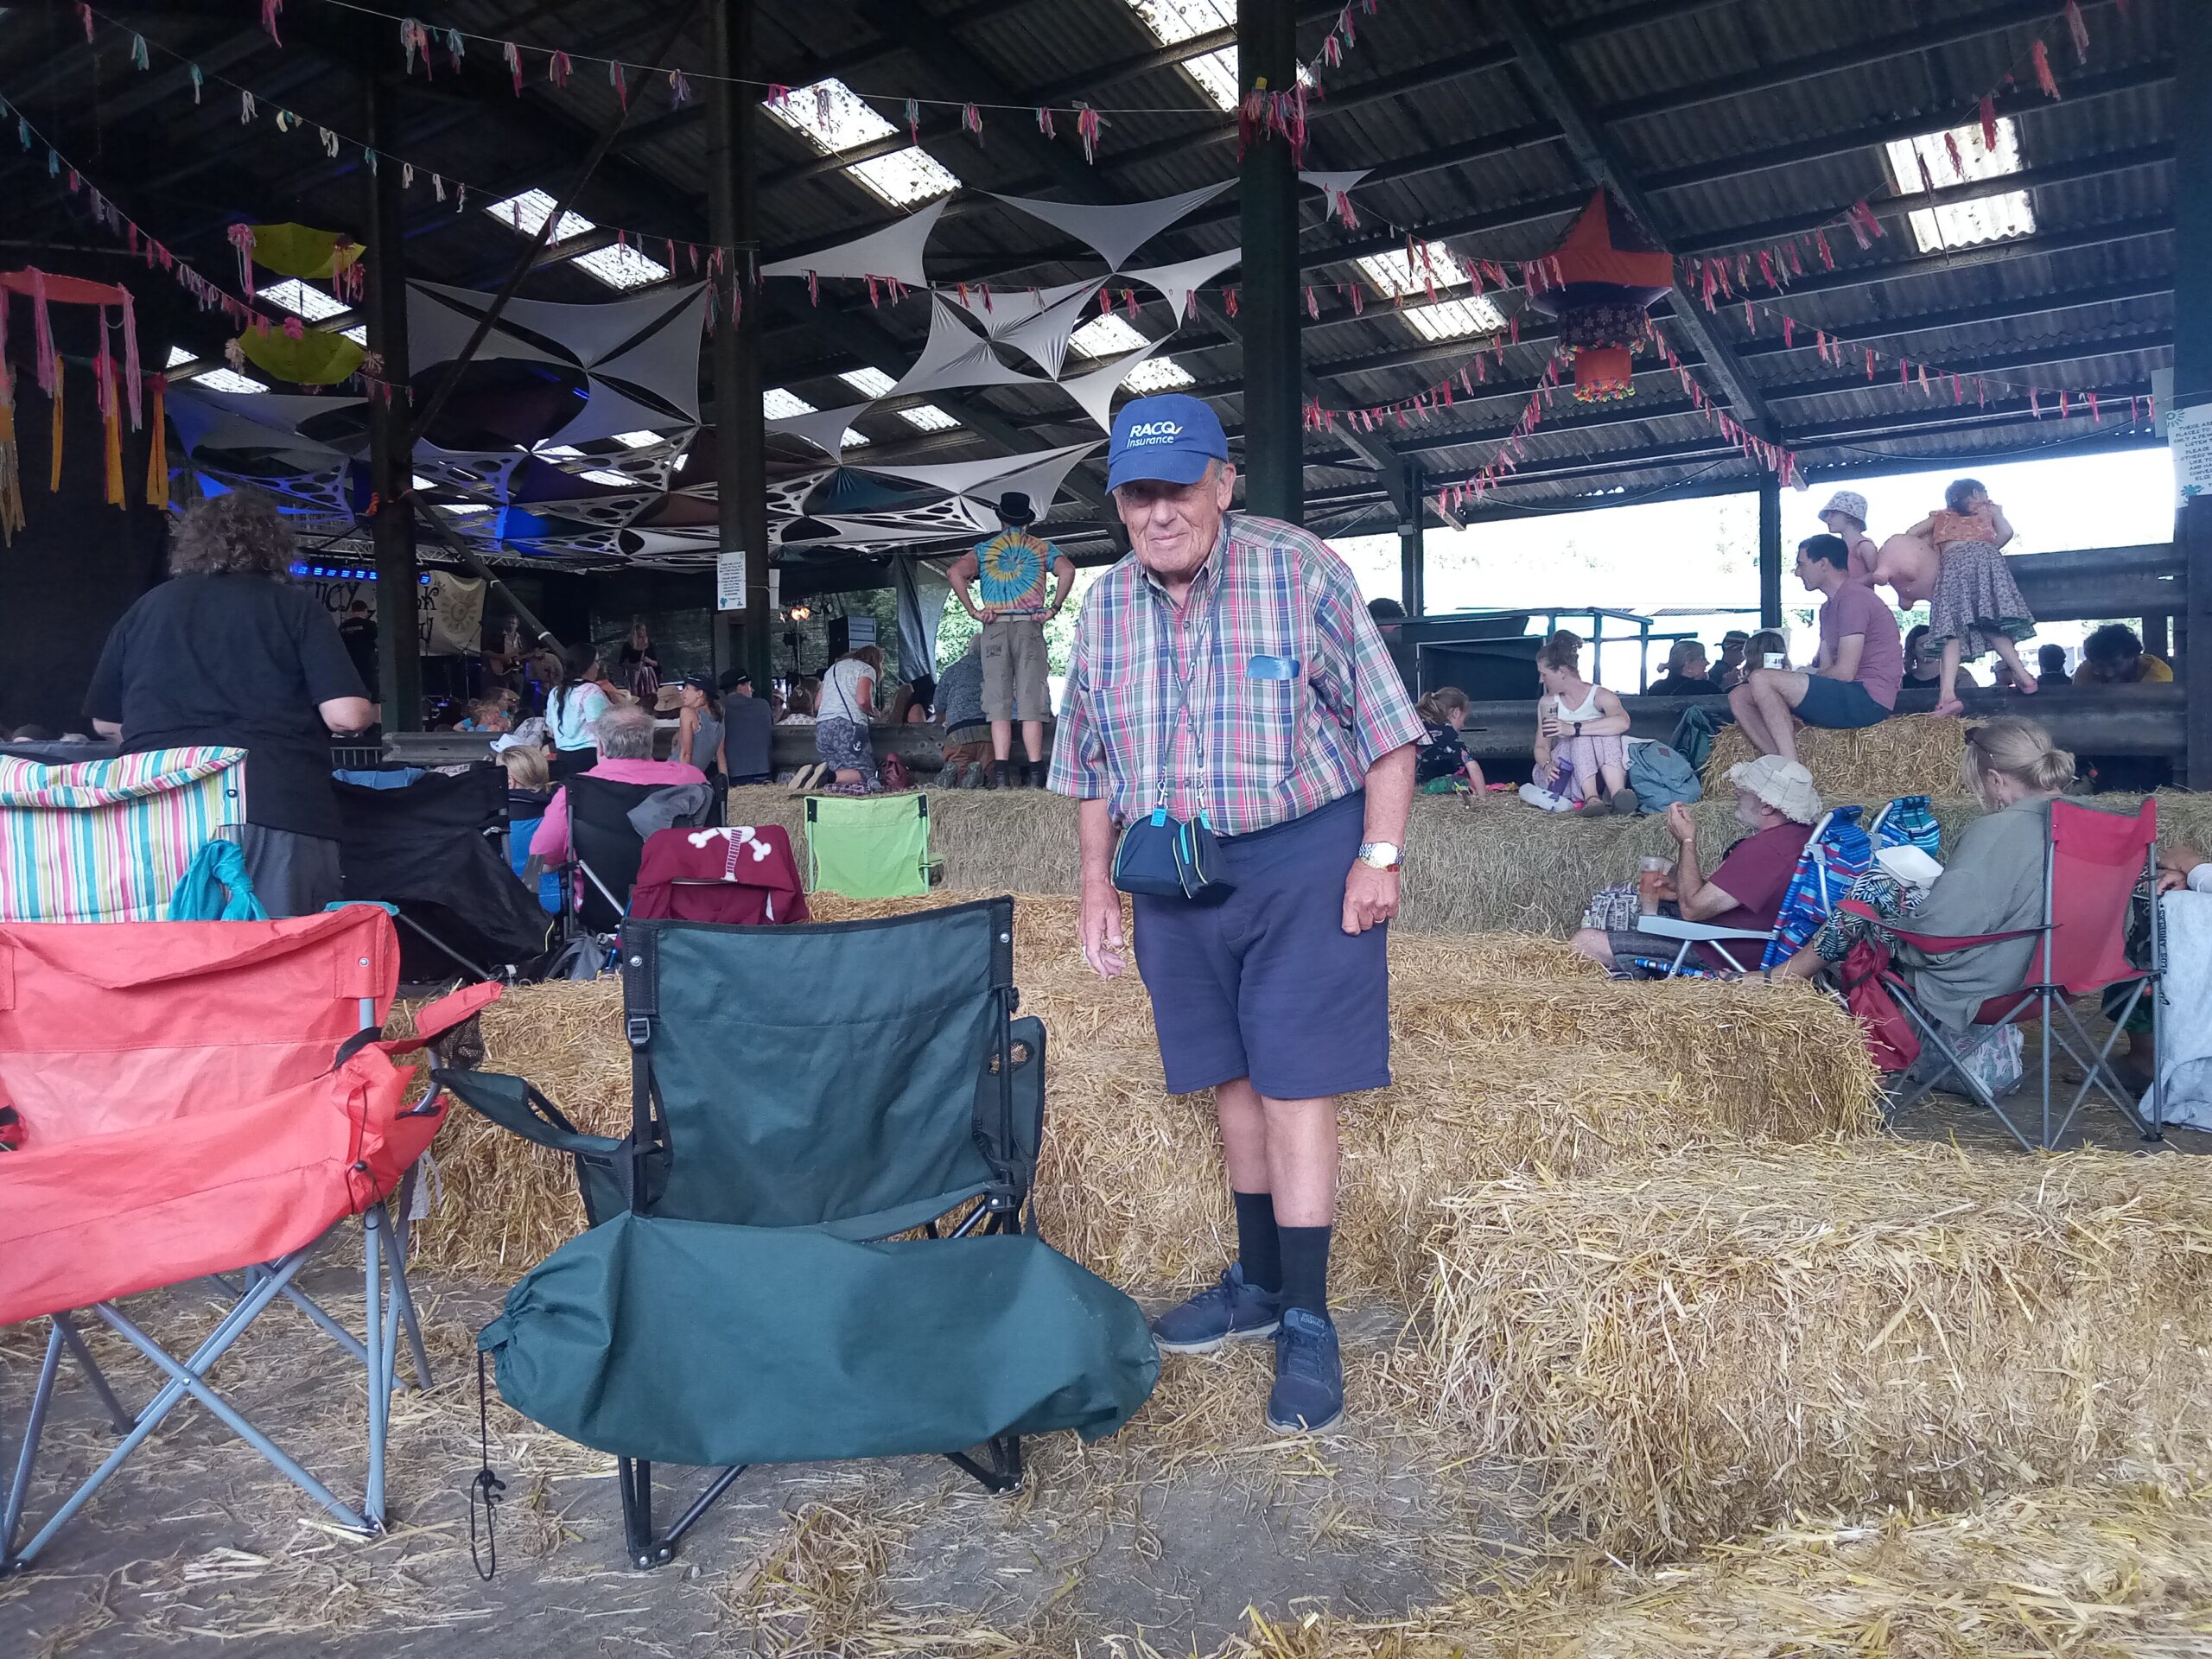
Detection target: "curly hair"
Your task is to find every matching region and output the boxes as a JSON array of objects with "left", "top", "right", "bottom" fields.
[{"left": 168, "top": 492, "right": 296, "bottom": 578}]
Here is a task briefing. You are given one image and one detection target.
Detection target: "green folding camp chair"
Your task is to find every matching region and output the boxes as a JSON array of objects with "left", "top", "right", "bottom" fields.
[
  {"left": 803, "top": 791, "right": 934, "bottom": 898},
  {"left": 437, "top": 896, "right": 1157, "bottom": 1570}
]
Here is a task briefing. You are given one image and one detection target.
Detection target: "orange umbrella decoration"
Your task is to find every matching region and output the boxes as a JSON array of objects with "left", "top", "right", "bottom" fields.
[
  {"left": 0, "top": 269, "right": 153, "bottom": 542},
  {"left": 1522, "top": 189, "right": 1674, "bottom": 404}
]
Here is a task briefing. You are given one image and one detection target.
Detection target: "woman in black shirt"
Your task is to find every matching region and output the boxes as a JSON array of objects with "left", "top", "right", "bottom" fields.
[{"left": 86, "top": 493, "right": 376, "bottom": 917}]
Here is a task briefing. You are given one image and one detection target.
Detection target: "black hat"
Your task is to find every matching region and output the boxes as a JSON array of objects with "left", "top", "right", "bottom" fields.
[{"left": 996, "top": 491, "right": 1036, "bottom": 527}]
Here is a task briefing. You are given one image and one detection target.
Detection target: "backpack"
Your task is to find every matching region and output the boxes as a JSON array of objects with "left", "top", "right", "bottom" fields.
[
  {"left": 1669, "top": 704, "right": 1719, "bottom": 771},
  {"left": 1624, "top": 739, "right": 1701, "bottom": 812}
]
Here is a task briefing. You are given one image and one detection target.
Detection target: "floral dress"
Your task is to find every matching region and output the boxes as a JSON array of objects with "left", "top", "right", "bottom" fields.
[{"left": 1926, "top": 508, "right": 2033, "bottom": 657}]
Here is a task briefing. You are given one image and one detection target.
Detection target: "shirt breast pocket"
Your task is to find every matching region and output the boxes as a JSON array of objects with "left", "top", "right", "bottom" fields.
[{"left": 1234, "top": 649, "right": 1305, "bottom": 780}]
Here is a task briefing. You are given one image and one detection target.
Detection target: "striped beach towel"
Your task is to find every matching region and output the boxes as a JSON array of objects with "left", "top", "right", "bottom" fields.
[{"left": 0, "top": 747, "right": 247, "bottom": 923}]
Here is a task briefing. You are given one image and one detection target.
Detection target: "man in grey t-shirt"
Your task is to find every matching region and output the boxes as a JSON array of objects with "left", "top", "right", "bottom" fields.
[{"left": 716, "top": 669, "right": 775, "bottom": 785}]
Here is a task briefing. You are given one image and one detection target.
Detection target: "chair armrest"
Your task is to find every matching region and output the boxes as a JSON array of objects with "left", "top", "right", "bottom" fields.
[
  {"left": 1633, "top": 915, "right": 1770, "bottom": 943},
  {"left": 433, "top": 1069, "right": 625, "bottom": 1159}
]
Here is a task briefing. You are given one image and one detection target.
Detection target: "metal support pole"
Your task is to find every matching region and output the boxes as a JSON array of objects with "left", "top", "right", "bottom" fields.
[
  {"left": 1757, "top": 475, "right": 1783, "bottom": 630},
  {"left": 2178, "top": 13, "right": 2212, "bottom": 787},
  {"left": 364, "top": 72, "right": 421, "bottom": 729},
  {"left": 1397, "top": 459, "right": 1426, "bottom": 616},
  {"left": 708, "top": 0, "right": 773, "bottom": 691},
  {"left": 1237, "top": 0, "right": 1302, "bottom": 524}
]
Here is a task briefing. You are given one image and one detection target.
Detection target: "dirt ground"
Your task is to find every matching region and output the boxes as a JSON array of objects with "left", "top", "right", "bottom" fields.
[{"left": 4, "top": 1024, "right": 2202, "bottom": 1658}]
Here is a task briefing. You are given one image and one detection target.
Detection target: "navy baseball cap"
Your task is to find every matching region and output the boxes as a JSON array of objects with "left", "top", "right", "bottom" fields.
[{"left": 1109, "top": 394, "right": 1230, "bottom": 492}]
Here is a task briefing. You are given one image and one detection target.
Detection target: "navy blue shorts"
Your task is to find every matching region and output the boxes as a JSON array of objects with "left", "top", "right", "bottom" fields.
[
  {"left": 1794, "top": 674, "right": 1891, "bottom": 729},
  {"left": 1129, "top": 791, "right": 1390, "bottom": 1100}
]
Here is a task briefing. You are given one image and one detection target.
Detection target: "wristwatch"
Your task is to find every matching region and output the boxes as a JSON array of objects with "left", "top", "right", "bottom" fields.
[{"left": 1357, "top": 841, "right": 1402, "bottom": 872}]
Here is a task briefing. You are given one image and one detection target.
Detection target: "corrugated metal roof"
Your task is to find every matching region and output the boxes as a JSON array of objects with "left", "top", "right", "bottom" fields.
[{"left": 0, "top": 0, "right": 2175, "bottom": 552}]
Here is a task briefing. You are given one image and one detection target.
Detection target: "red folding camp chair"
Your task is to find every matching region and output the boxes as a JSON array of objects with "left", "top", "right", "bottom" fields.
[
  {"left": 1878, "top": 798, "right": 2161, "bottom": 1151},
  {"left": 0, "top": 906, "right": 499, "bottom": 1568}
]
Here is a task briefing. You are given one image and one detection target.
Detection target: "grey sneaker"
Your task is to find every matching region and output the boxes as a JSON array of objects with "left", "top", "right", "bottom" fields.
[
  {"left": 1266, "top": 1307, "right": 1344, "bottom": 1433},
  {"left": 1152, "top": 1264, "right": 1281, "bottom": 1354}
]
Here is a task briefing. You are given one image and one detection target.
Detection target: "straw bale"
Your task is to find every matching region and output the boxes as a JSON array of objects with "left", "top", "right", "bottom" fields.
[
  {"left": 1215, "top": 1479, "right": 2212, "bottom": 1659},
  {"left": 1397, "top": 1143, "right": 2212, "bottom": 1557},
  {"left": 1703, "top": 715, "right": 1967, "bottom": 801},
  {"left": 409, "top": 899, "right": 1876, "bottom": 1293},
  {"left": 730, "top": 783, "right": 2212, "bottom": 941}
]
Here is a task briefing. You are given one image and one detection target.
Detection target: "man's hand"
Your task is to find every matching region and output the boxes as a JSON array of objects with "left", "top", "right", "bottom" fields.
[
  {"left": 1079, "top": 882, "right": 1126, "bottom": 980},
  {"left": 1666, "top": 801, "right": 1698, "bottom": 844},
  {"left": 1343, "top": 861, "right": 1399, "bottom": 935}
]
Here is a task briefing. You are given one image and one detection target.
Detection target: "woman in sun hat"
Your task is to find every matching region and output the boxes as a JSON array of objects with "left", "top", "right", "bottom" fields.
[{"left": 1818, "top": 490, "right": 1878, "bottom": 582}]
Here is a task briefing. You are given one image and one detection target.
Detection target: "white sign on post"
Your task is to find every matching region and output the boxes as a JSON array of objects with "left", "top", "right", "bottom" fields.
[
  {"left": 2171, "top": 403, "right": 2212, "bottom": 505},
  {"left": 717, "top": 555, "right": 780, "bottom": 613}
]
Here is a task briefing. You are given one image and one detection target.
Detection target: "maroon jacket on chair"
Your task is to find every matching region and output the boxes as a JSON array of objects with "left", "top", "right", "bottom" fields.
[{"left": 627, "top": 825, "right": 808, "bottom": 925}]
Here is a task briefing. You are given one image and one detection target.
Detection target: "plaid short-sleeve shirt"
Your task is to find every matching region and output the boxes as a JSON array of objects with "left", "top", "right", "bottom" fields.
[{"left": 1047, "top": 514, "right": 1423, "bottom": 836}]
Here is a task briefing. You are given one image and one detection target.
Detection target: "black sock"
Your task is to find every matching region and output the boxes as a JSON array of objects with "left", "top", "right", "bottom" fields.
[
  {"left": 1232, "top": 1191, "right": 1281, "bottom": 1294},
  {"left": 1278, "top": 1225, "right": 1332, "bottom": 1317}
]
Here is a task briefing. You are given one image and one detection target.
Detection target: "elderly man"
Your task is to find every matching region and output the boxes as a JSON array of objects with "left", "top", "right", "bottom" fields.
[
  {"left": 530, "top": 703, "right": 708, "bottom": 866},
  {"left": 1728, "top": 534, "right": 1902, "bottom": 763},
  {"left": 1050, "top": 393, "right": 1424, "bottom": 1435},
  {"left": 1569, "top": 754, "right": 1821, "bottom": 976}
]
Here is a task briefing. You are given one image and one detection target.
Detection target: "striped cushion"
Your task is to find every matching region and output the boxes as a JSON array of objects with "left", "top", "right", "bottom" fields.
[{"left": 0, "top": 747, "right": 248, "bottom": 923}]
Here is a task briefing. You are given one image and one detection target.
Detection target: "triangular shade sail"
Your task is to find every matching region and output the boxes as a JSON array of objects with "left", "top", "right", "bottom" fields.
[
  {"left": 1059, "top": 341, "right": 1162, "bottom": 431},
  {"left": 992, "top": 283, "right": 1110, "bottom": 378},
  {"left": 760, "top": 199, "right": 947, "bottom": 287},
  {"left": 893, "top": 296, "right": 1040, "bottom": 397},
  {"left": 766, "top": 401, "right": 876, "bottom": 459},
  {"left": 856, "top": 442, "right": 1097, "bottom": 516},
  {"left": 1122, "top": 247, "right": 1242, "bottom": 324},
  {"left": 991, "top": 182, "right": 1232, "bottom": 272}
]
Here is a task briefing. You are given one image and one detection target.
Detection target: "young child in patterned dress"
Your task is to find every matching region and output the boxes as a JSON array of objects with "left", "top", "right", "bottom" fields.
[{"left": 1905, "top": 477, "right": 2037, "bottom": 717}]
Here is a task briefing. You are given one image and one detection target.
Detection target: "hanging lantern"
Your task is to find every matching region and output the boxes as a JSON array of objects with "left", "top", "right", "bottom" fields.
[{"left": 1522, "top": 189, "right": 1674, "bottom": 404}]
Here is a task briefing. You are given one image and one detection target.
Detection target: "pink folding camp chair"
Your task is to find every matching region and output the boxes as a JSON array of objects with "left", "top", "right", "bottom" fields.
[
  {"left": 0, "top": 905, "right": 499, "bottom": 1568},
  {"left": 1878, "top": 798, "right": 2161, "bottom": 1151}
]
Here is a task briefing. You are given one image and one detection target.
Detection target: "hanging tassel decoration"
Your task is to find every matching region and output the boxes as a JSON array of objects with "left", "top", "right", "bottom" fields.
[
  {"left": 667, "top": 68, "right": 691, "bottom": 106},
  {"left": 130, "top": 33, "right": 149, "bottom": 70},
  {"left": 610, "top": 60, "right": 627, "bottom": 111},
  {"left": 906, "top": 99, "right": 920, "bottom": 146},
  {"left": 1076, "top": 104, "right": 1101, "bottom": 164},
  {"left": 962, "top": 104, "right": 983, "bottom": 142},
  {"left": 2032, "top": 40, "right": 2060, "bottom": 99},
  {"left": 1224, "top": 287, "right": 1238, "bottom": 319},
  {"left": 2064, "top": 1, "right": 2090, "bottom": 61},
  {"left": 226, "top": 223, "right": 257, "bottom": 294},
  {"left": 549, "top": 50, "right": 572, "bottom": 88},
  {"left": 1237, "top": 78, "right": 1268, "bottom": 157},
  {"left": 75, "top": 3, "right": 92, "bottom": 41},
  {"left": 505, "top": 41, "right": 523, "bottom": 94}
]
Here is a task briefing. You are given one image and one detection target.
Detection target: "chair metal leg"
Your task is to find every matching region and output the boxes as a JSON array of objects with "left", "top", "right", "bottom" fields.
[
  {"left": 944, "top": 1434, "right": 1024, "bottom": 1495},
  {"left": 388, "top": 1206, "right": 435, "bottom": 1391},
  {"left": 616, "top": 1457, "right": 746, "bottom": 1569},
  {"left": 3, "top": 1324, "right": 64, "bottom": 1566},
  {"left": 53, "top": 1313, "right": 134, "bottom": 1433},
  {"left": 363, "top": 1205, "right": 391, "bottom": 1531},
  {"left": 11, "top": 1250, "right": 361, "bottom": 1567}
]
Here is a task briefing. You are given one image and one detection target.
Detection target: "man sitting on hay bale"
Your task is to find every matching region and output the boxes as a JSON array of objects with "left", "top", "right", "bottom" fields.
[
  {"left": 1569, "top": 755, "right": 1821, "bottom": 976},
  {"left": 1729, "top": 533, "right": 1903, "bottom": 765},
  {"left": 1051, "top": 393, "right": 1424, "bottom": 1437}
]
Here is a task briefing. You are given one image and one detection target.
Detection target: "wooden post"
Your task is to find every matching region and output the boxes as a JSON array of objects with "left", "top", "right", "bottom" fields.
[
  {"left": 708, "top": 0, "right": 772, "bottom": 691},
  {"left": 1397, "top": 459, "right": 1426, "bottom": 615},
  {"left": 363, "top": 71, "right": 420, "bottom": 729},
  {"left": 1757, "top": 476, "right": 1783, "bottom": 630},
  {"left": 1237, "top": 0, "right": 1302, "bottom": 524},
  {"left": 2177, "top": 10, "right": 2212, "bottom": 785}
]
